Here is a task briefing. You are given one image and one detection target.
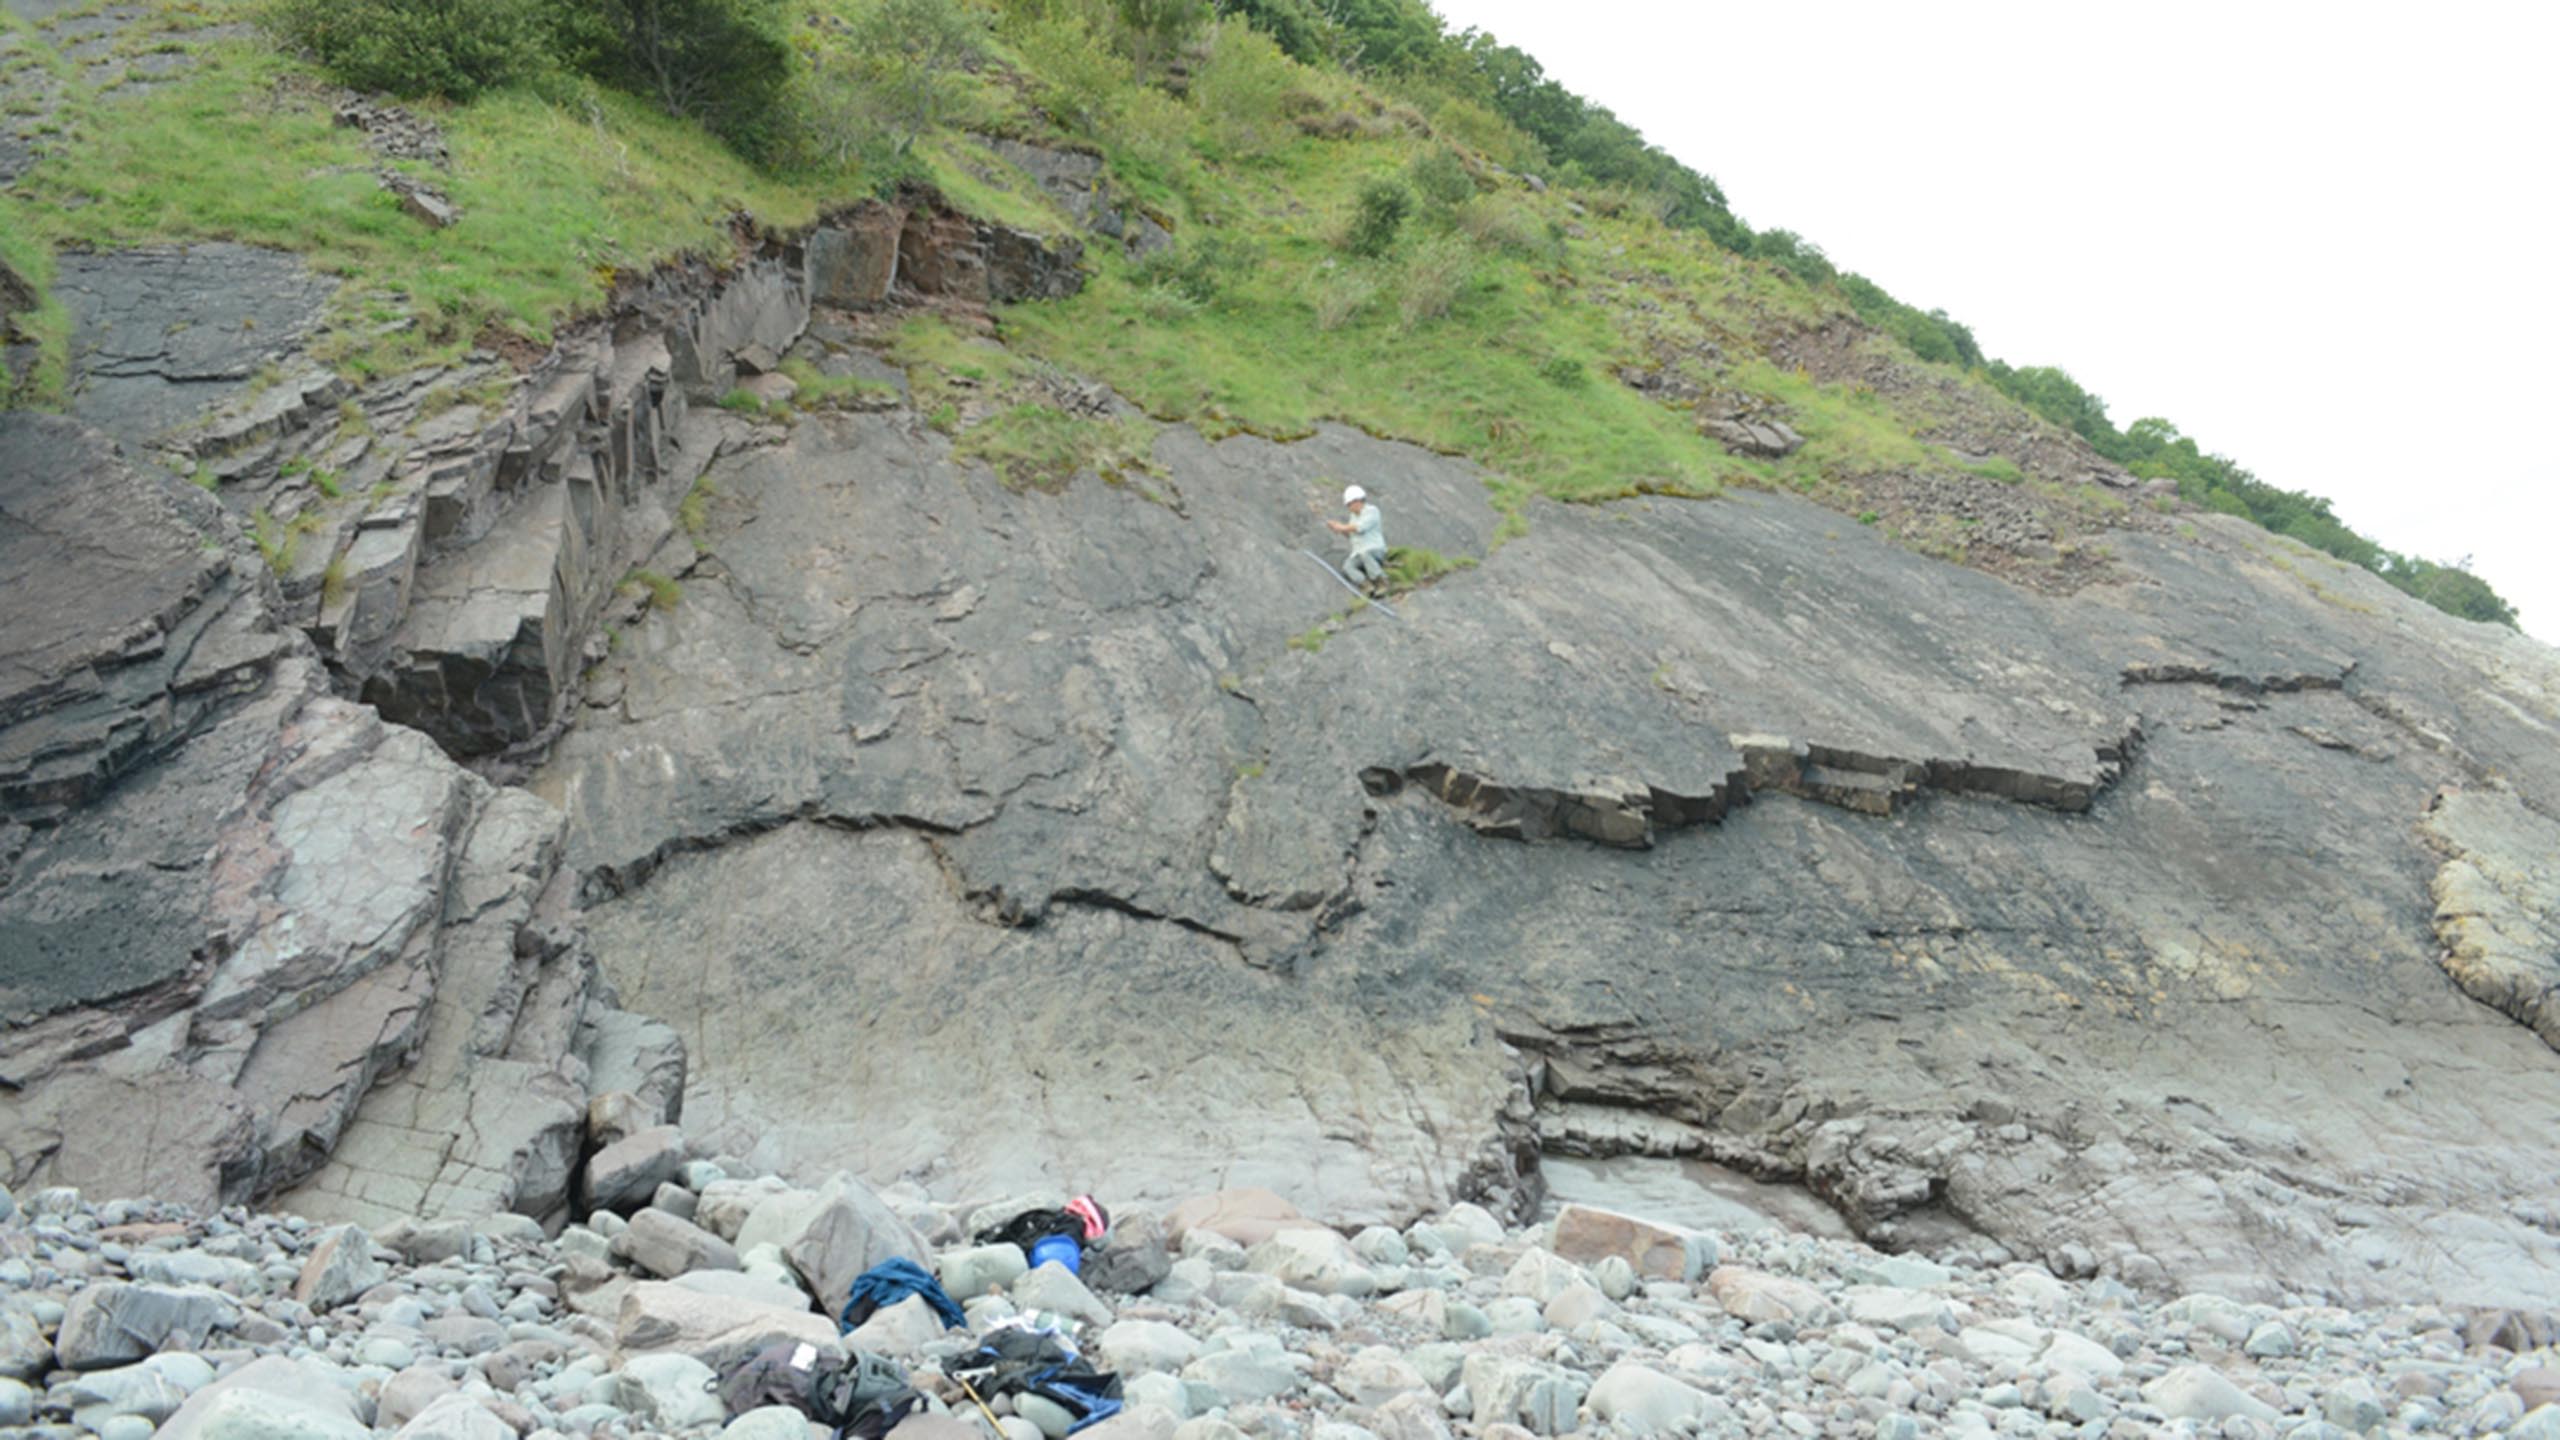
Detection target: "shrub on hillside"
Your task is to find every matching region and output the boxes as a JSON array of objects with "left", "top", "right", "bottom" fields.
[
  {"left": 1407, "top": 146, "right": 1474, "bottom": 209},
  {"left": 808, "top": 0, "right": 985, "bottom": 158},
  {"left": 1215, "top": 0, "right": 1440, "bottom": 71},
  {"left": 1451, "top": 194, "right": 1550, "bottom": 258},
  {"left": 1109, "top": 0, "right": 1208, "bottom": 70},
  {"left": 1306, "top": 264, "right": 1377, "bottom": 330},
  {"left": 261, "top": 0, "right": 549, "bottom": 100},
  {"left": 1342, "top": 176, "right": 1410, "bottom": 257},
  {"left": 1750, "top": 228, "right": 1837, "bottom": 287},
  {"left": 1133, "top": 233, "right": 1259, "bottom": 305},
  {"left": 1394, "top": 232, "right": 1471, "bottom": 328},
  {"left": 1007, "top": 7, "right": 1126, "bottom": 136},
  {"left": 1109, "top": 83, "right": 1194, "bottom": 181},
  {"left": 1190, "top": 20, "right": 1299, "bottom": 159},
  {"left": 1211, "top": 0, "right": 1334, "bottom": 64},
  {"left": 552, "top": 0, "right": 797, "bottom": 162}
]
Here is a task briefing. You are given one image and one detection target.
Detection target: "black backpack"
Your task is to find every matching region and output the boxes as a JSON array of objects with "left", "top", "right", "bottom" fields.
[
  {"left": 717, "top": 1343, "right": 914, "bottom": 1432},
  {"left": 810, "top": 1349, "right": 920, "bottom": 1434},
  {"left": 975, "top": 1207, "right": 1081, "bottom": 1253}
]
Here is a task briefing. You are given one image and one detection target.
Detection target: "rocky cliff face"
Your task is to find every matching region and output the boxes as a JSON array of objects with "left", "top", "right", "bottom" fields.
[
  {"left": 8, "top": 217, "right": 2560, "bottom": 1318},
  {"left": 0, "top": 201, "right": 1080, "bottom": 1226},
  {"left": 517, "top": 387, "right": 2560, "bottom": 1312},
  {"left": 0, "top": 413, "right": 612, "bottom": 1219}
]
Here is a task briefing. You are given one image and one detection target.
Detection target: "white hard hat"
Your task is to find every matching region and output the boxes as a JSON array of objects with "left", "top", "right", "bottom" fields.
[{"left": 1343, "top": 485, "right": 1367, "bottom": 504}]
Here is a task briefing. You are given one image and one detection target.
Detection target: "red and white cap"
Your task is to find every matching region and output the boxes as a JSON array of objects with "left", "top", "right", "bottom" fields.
[{"left": 1064, "top": 1194, "right": 1110, "bottom": 1242}]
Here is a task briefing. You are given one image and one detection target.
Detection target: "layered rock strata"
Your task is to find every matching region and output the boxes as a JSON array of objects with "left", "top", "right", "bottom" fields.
[{"left": 0, "top": 414, "right": 639, "bottom": 1223}]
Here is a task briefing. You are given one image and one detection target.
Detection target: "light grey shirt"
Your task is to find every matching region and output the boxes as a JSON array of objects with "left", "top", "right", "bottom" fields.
[{"left": 1349, "top": 504, "right": 1385, "bottom": 557}]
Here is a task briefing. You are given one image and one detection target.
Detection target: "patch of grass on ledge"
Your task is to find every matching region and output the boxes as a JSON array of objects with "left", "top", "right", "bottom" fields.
[
  {"left": 1386, "top": 544, "right": 1476, "bottom": 587},
  {"left": 955, "top": 402, "right": 1162, "bottom": 493}
]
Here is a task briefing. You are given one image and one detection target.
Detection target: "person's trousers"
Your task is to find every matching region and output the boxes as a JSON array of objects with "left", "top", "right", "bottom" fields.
[{"left": 1344, "top": 548, "right": 1385, "bottom": 584}]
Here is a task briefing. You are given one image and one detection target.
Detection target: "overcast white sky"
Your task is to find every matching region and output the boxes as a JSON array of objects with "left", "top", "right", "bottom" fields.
[{"left": 1428, "top": 0, "right": 2560, "bottom": 640}]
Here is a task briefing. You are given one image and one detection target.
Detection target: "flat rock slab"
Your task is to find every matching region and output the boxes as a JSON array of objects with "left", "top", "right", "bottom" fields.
[{"left": 55, "top": 245, "right": 336, "bottom": 444}]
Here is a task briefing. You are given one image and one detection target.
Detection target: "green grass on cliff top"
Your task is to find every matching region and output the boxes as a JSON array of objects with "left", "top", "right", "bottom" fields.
[
  {"left": 953, "top": 12, "right": 1991, "bottom": 509},
  {"left": 2, "top": 0, "right": 2003, "bottom": 513}
]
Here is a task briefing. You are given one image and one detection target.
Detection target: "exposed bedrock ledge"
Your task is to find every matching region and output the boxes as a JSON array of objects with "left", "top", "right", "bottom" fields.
[
  {"left": 342, "top": 202, "right": 1081, "bottom": 762},
  {"left": 2121, "top": 658, "right": 2355, "bottom": 694},
  {"left": 0, "top": 417, "right": 286, "bottom": 828},
  {"left": 579, "top": 820, "right": 1540, "bottom": 1227},
  {"left": 52, "top": 243, "right": 338, "bottom": 445},
  {"left": 807, "top": 191, "right": 1088, "bottom": 311},
  {"left": 1388, "top": 720, "right": 2146, "bottom": 848},
  {"left": 1387, "top": 761, "right": 1740, "bottom": 847},
  {"left": 343, "top": 240, "right": 809, "bottom": 761}
]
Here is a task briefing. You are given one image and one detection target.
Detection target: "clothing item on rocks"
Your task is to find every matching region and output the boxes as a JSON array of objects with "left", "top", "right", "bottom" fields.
[{"left": 840, "top": 1258, "right": 968, "bottom": 1333}]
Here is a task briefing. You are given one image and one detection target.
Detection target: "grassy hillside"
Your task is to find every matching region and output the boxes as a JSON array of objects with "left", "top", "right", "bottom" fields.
[{"left": 0, "top": 0, "right": 2513, "bottom": 623}]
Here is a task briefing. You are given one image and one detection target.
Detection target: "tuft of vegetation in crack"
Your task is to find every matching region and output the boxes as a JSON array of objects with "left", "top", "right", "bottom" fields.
[
  {"left": 250, "top": 507, "right": 327, "bottom": 575},
  {"left": 1384, "top": 545, "right": 1475, "bottom": 589},
  {"left": 621, "top": 567, "right": 682, "bottom": 611},
  {"left": 677, "top": 478, "right": 717, "bottom": 544}
]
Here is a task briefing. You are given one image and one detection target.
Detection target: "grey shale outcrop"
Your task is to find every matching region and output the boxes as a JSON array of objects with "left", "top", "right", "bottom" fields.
[
  {"left": 7, "top": 166, "right": 2560, "bottom": 1328},
  {"left": 529, "top": 398, "right": 2560, "bottom": 1310},
  {"left": 0, "top": 410, "right": 631, "bottom": 1223}
]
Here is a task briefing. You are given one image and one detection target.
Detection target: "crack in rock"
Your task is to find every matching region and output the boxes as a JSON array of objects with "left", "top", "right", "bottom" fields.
[
  {"left": 2120, "top": 659, "right": 2354, "bottom": 694},
  {"left": 576, "top": 803, "right": 972, "bottom": 905}
]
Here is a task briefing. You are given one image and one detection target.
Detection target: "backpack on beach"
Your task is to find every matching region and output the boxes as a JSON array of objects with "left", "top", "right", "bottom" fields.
[{"left": 717, "top": 1341, "right": 913, "bottom": 1430}]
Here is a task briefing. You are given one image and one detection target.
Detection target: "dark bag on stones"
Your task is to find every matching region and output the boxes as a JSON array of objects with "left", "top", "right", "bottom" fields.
[
  {"left": 836, "top": 1390, "right": 923, "bottom": 1440},
  {"left": 975, "top": 1206, "right": 1082, "bottom": 1252},
  {"left": 718, "top": 1342, "right": 827, "bottom": 1419},
  {"left": 809, "top": 1349, "right": 917, "bottom": 1429},
  {"left": 718, "top": 1343, "right": 912, "bottom": 1428}
]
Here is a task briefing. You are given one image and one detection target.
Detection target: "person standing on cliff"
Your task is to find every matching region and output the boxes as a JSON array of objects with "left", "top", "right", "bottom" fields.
[{"left": 1327, "top": 484, "right": 1387, "bottom": 595}]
